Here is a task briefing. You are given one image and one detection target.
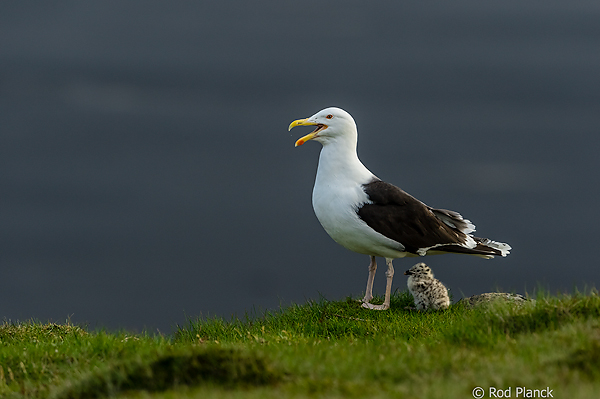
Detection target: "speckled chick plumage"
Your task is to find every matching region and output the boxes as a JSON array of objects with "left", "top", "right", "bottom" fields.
[{"left": 404, "top": 263, "right": 450, "bottom": 310}]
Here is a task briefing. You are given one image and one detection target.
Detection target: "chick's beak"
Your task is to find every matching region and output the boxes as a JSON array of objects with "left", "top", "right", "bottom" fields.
[
  {"left": 404, "top": 270, "right": 412, "bottom": 276},
  {"left": 288, "top": 118, "right": 327, "bottom": 147}
]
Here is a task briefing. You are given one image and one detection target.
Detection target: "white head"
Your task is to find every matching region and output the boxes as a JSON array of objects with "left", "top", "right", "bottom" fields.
[
  {"left": 404, "top": 262, "right": 435, "bottom": 280},
  {"left": 288, "top": 107, "right": 357, "bottom": 147}
]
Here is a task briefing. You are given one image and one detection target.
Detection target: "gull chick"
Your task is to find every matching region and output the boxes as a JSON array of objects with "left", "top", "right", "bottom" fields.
[{"left": 404, "top": 263, "right": 450, "bottom": 310}]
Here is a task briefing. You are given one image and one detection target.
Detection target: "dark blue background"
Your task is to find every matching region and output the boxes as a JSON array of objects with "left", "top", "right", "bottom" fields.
[{"left": 2, "top": 1, "right": 599, "bottom": 332}]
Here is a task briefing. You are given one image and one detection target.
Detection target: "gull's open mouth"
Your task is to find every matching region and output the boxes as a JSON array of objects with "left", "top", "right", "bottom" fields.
[
  {"left": 310, "top": 124, "right": 326, "bottom": 135},
  {"left": 289, "top": 117, "right": 329, "bottom": 147},
  {"left": 294, "top": 123, "right": 328, "bottom": 146}
]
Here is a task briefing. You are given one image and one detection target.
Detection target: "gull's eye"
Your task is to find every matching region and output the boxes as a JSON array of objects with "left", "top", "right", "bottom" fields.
[{"left": 326, "top": 114, "right": 333, "bottom": 119}]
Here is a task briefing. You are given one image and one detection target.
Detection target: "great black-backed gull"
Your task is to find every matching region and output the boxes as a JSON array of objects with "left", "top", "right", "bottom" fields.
[
  {"left": 288, "top": 107, "right": 511, "bottom": 310},
  {"left": 404, "top": 262, "right": 450, "bottom": 310}
]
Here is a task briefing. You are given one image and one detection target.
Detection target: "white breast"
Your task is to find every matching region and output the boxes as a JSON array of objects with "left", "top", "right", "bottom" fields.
[{"left": 311, "top": 148, "right": 407, "bottom": 259}]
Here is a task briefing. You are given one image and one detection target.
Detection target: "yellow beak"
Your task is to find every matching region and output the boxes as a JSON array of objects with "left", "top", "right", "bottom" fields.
[{"left": 288, "top": 118, "right": 327, "bottom": 147}]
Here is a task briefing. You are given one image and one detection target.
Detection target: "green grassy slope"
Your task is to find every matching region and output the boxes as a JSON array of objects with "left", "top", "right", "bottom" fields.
[{"left": 1, "top": 291, "right": 599, "bottom": 398}]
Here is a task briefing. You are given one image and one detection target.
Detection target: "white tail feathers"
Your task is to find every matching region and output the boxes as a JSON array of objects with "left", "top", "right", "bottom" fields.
[{"left": 479, "top": 238, "right": 512, "bottom": 257}]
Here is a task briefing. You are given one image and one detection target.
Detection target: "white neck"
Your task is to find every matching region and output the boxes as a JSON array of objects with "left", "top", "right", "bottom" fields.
[{"left": 315, "top": 135, "right": 375, "bottom": 186}]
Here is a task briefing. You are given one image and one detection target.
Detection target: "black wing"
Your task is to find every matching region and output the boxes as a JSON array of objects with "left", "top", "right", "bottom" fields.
[{"left": 357, "top": 180, "right": 475, "bottom": 255}]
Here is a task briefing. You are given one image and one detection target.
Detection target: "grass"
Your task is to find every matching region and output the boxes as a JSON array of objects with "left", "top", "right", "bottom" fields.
[{"left": 1, "top": 290, "right": 599, "bottom": 398}]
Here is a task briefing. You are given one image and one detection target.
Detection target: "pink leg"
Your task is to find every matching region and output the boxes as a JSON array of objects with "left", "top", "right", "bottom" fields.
[
  {"left": 362, "top": 258, "right": 394, "bottom": 310},
  {"left": 361, "top": 256, "right": 377, "bottom": 304}
]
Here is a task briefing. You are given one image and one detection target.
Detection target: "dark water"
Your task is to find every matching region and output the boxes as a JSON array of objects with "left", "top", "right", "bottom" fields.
[{"left": 2, "top": 1, "right": 599, "bottom": 332}]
